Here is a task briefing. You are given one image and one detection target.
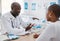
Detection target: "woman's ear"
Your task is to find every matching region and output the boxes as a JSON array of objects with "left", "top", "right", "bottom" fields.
[{"left": 48, "top": 11, "right": 54, "bottom": 18}]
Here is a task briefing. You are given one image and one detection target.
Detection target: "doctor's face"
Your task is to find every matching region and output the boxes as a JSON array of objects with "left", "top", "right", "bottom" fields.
[
  {"left": 12, "top": 5, "right": 21, "bottom": 15},
  {"left": 46, "top": 10, "right": 57, "bottom": 22}
]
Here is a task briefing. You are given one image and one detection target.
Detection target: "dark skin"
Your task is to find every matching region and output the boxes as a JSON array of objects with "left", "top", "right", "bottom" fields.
[
  {"left": 11, "top": 3, "right": 21, "bottom": 18},
  {"left": 25, "top": 23, "right": 34, "bottom": 31},
  {"left": 11, "top": 2, "right": 34, "bottom": 31}
]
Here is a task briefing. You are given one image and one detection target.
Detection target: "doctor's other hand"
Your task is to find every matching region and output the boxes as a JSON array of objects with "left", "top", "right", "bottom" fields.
[
  {"left": 32, "top": 17, "right": 39, "bottom": 20},
  {"left": 25, "top": 23, "right": 34, "bottom": 31}
]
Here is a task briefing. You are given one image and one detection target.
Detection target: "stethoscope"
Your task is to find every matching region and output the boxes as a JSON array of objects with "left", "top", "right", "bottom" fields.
[
  {"left": 10, "top": 18, "right": 14, "bottom": 28},
  {"left": 10, "top": 18, "right": 20, "bottom": 29}
]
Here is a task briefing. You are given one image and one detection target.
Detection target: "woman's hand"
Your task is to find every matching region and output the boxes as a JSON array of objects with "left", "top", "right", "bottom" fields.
[{"left": 33, "top": 34, "right": 39, "bottom": 38}]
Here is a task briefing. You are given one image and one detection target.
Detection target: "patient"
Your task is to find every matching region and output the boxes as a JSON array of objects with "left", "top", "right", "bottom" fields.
[{"left": 34, "top": 4, "right": 60, "bottom": 41}]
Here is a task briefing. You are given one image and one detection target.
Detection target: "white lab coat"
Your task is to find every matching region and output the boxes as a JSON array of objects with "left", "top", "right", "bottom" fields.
[
  {"left": 0, "top": 19, "right": 7, "bottom": 35},
  {"left": 36, "top": 21, "right": 60, "bottom": 41},
  {"left": 1, "top": 12, "right": 29, "bottom": 35}
]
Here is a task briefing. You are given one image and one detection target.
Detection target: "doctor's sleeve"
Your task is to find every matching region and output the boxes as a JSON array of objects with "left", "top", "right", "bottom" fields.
[
  {"left": 0, "top": 18, "right": 7, "bottom": 34},
  {"left": 36, "top": 24, "right": 56, "bottom": 41},
  {"left": 1, "top": 16, "right": 25, "bottom": 34}
]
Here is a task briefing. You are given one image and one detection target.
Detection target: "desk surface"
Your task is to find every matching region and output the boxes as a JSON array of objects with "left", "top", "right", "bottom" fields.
[{"left": 11, "top": 33, "right": 36, "bottom": 41}]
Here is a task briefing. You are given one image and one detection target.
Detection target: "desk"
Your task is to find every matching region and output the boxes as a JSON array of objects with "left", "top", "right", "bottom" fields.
[
  {"left": 11, "top": 28, "right": 44, "bottom": 41},
  {"left": 11, "top": 33, "right": 36, "bottom": 41}
]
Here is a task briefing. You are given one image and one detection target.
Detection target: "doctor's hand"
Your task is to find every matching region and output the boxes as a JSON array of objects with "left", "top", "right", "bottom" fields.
[{"left": 25, "top": 23, "right": 34, "bottom": 31}]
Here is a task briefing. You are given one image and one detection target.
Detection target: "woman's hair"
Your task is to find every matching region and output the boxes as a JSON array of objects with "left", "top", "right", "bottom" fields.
[{"left": 48, "top": 4, "right": 60, "bottom": 18}]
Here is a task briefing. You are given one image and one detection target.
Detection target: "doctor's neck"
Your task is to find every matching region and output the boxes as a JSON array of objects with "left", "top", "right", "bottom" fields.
[{"left": 10, "top": 11, "right": 19, "bottom": 18}]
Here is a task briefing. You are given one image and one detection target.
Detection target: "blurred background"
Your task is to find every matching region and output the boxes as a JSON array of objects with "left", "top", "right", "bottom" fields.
[
  {"left": 0, "top": 0, "right": 60, "bottom": 19},
  {"left": 0, "top": 0, "right": 60, "bottom": 33},
  {"left": 0, "top": 0, "right": 60, "bottom": 41}
]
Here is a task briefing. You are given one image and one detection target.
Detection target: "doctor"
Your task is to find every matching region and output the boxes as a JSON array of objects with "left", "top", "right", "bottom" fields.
[
  {"left": 2, "top": 2, "right": 34, "bottom": 35},
  {"left": 36, "top": 4, "right": 60, "bottom": 41}
]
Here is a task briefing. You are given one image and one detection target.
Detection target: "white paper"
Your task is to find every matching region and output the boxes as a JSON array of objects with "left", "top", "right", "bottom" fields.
[{"left": 0, "top": 35, "right": 9, "bottom": 41}]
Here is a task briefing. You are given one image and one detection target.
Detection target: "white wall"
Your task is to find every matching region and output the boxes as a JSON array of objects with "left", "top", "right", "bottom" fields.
[
  {"left": 0, "top": 0, "right": 2, "bottom": 17},
  {"left": 2, "top": 0, "right": 58, "bottom": 19},
  {"left": 24, "top": 0, "right": 58, "bottom": 19},
  {"left": 2, "top": 0, "right": 16, "bottom": 15},
  {"left": 0, "top": 0, "right": 1, "bottom": 14}
]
